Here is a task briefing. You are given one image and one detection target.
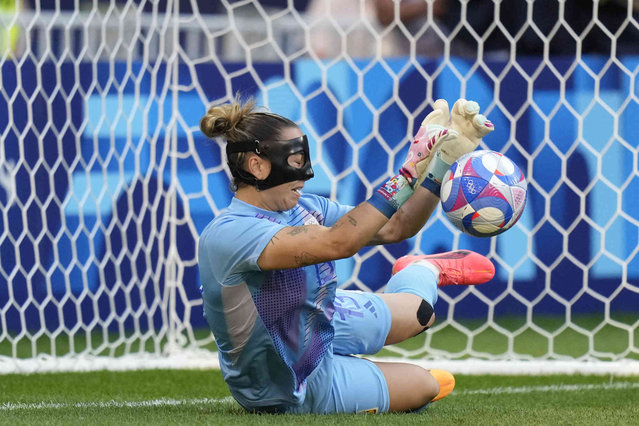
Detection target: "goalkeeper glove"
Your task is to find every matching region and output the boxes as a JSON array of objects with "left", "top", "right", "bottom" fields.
[
  {"left": 368, "top": 114, "right": 455, "bottom": 218},
  {"left": 419, "top": 99, "right": 495, "bottom": 196}
]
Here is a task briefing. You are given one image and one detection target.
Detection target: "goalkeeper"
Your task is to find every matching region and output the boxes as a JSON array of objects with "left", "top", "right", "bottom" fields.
[{"left": 198, "top": 97, "right": 495, "bottom": 414}]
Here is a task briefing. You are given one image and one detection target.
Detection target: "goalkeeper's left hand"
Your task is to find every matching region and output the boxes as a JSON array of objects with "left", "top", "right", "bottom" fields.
[
  {"left": 418, "top": 98, "right": 494, "bottom": 195},
  {"left": 370, "top": 109, "right": 457, "bottom": 218},
  {"left": 399, "top": 105, "right": 458, "bottom": 187}
]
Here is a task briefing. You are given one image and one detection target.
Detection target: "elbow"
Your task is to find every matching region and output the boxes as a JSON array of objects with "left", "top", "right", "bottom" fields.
[
  {"left": 386, "top": 232, "right": 405, "bottom": 245},
  {"left": 386, "top": 231, "right": 408, "bottom": 245},
  {"left": 338, "top": 242, "right": 361, "bottom": 259},
  {"left": 329, "top": 238, "right": 362, "bottom": 259},
  {"left": 379, "top": 221, "right": 407, "bottom": 244},
  {"left": 397, "top": 226, "right": 418, "bottom": 242}
]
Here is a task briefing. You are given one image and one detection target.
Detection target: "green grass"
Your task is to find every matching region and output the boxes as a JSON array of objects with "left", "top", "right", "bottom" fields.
[{"left": 1, "top": 369, "right": 638, "bottom": 425}]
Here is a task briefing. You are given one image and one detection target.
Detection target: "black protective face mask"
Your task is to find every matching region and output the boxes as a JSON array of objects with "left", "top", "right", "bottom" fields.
[{"left": 226, "top": 135, "right": 314, "bottom": 190}]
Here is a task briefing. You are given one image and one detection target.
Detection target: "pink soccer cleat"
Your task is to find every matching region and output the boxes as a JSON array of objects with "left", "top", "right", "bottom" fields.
[{"left": 392, "top": 250, "right": 495, "bottom": 287}]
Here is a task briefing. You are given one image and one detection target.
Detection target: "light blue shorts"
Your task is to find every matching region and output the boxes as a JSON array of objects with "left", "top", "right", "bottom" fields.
[{"left": 289, "top": 289, "right": 392, "bottom": 414}]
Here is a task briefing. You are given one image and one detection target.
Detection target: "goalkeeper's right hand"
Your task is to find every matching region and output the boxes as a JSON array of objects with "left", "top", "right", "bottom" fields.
[{"left": 418, "top": 99, "right": 494, "bottom": 195}]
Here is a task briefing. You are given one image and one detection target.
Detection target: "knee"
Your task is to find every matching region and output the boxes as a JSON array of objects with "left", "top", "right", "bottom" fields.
[{"left": 382, "top": 363, "right": 441, "bottom": 412}]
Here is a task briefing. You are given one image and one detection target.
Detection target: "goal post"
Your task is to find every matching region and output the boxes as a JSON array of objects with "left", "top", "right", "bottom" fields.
[{"left": 1, "top": 0, "right": 638, "bottom": 375}]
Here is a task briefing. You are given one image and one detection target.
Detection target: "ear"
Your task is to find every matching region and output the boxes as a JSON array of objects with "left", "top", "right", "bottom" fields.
[{"left": 245, "top": 154, "right": 271, "bottom": 180}]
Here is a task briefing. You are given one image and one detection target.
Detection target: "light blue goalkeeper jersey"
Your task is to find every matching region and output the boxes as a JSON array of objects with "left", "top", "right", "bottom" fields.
[{"left": 198, "top": 194, "right": 352, "bottom": 411}]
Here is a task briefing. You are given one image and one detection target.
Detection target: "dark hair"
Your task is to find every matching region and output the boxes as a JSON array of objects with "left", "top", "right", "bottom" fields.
[{"left": 200, "top": 96, "right": 298, "bottom": 190}]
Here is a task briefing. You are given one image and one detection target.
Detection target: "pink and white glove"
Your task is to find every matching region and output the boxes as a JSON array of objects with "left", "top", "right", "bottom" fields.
[
  {"left": 399, "top": 110, "right": 458, "bottom": 187},
  {"left": 419, "top": 99, "right": 495, "bottom": 196},
  {"left": 368, "top": 98, "right": 493, "bottom": 218},
  {"left": 368, "top": 107, "right": 457, "bottom": 218}
]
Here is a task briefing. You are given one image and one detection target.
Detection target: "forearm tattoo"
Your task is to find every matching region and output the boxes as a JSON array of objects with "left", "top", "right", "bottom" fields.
[
  {"left": 295, "top": 251, "right": 320, "bottom": 267},
  {"left": 287, "top": 226, "right": 309, "bottom": 236},
  {"left": 330, "top": 215, "right": 358, "bottom": 233}
]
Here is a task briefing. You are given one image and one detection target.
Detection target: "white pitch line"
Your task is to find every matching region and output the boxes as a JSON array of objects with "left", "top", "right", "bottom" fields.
[
  {"left": 453, "top": 381, "right": 639, "bottom": 396},
  {"left": 3, "top": 383, "right": 639, "bottom": 411},
  {"left": 0, "top": 396, "right": 237, "bottom": 411}
]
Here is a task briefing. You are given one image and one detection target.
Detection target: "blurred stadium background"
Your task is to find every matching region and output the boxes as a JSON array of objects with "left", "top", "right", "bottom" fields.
[{"left": 0, "top": 0, "right": 638, "bottom": 374}]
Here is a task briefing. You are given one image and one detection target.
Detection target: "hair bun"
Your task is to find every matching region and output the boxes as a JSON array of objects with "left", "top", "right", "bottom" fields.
[{"left": 200, "top": 98, "right": 256, "bottom": 140}]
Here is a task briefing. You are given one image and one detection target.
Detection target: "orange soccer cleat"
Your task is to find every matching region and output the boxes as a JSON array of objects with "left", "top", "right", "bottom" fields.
[
  {"left": 392, "top": 250, "right": 495, "bottom": 286},
  {"left": 430, "top": 369, "right": 455, "bottom": 402}
]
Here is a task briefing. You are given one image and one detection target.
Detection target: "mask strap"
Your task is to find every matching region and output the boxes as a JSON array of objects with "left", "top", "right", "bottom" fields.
[{"left": 226, "top": 140, "right": 261, "bottom": 155}]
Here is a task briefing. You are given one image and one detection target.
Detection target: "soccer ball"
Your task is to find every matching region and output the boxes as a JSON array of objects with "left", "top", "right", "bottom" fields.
[{"left": 440, "top": 150, "right": 527, "bottom": 237}]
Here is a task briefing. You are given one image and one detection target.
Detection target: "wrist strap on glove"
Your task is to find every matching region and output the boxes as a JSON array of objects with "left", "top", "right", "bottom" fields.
[
  {"left": 420, "top": 150, "right": 453, "bottom": 197},
  {"left": 368, "top": 172, "right": 414, "bottom": 218}
]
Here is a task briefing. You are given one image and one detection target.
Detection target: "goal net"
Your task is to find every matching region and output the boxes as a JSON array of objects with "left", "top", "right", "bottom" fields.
[{"left": 1, "top": 0, "right": 638, "bottom": 374}]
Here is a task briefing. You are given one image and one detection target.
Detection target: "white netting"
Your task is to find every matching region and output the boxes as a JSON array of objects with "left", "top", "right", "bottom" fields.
[{"left": 1, "top": 0, "right": 638, "bottom": 374}]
